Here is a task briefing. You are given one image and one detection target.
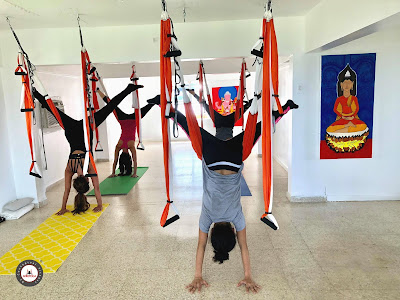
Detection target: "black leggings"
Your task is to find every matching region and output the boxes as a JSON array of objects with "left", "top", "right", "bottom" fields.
[
  {"left": 101, "top": 96, "right": 154, "bottom": 121},
  {"left": 33, "top": 86, "right": 133, "bottom": 153},
  {"left": 171, "top": 110, "right": 261, "bottom": 171}
]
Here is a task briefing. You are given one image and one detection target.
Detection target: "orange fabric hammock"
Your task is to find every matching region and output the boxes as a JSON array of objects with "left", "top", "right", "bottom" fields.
[
  {"left": 80, "top": 49, "right": 99, "bottom": 176},
  {"left": 235, "top": 60, "right": 247, "bottom": 127},
  {"left": 198, "top": 61, "right": 215, "bottom": 125},
  {"left": 159, "top": 17, "right": 179, "bottom": 227},
  {"left": 16, "top": 55, "right": 41, "bottom": 178},
  {"left": 259, "top": 10, "right": 282, "bottom": 230}
]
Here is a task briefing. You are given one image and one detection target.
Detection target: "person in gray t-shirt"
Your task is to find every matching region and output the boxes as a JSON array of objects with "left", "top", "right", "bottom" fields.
[{"left": 160, "top": 107, "right": 262, "bottom": 294}]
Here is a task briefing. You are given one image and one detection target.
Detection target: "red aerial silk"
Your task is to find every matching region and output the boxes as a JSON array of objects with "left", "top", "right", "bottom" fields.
[
  {"left": 235, "top": 61, "right": 247, "bottom": 126},
  {"left": 198, "top": 62, "right": 215, "bottom": 125},
  {"left": 183, "top": 102, "right": 203, "bottom": 159},
  {"left": 160, "top": 18, "right": 174, "bottom": 227},
  {"left": 130, "top": 66, "right": 143, "bottom": 148},
  {"left": 80, "top": 49, "right": 98, "bottom": 176},
  {"left": 20, "top": 73, "right": 37, "bottom": 176},
  {"left": 17, "top": 54, "right": 45, "bottom": 177},
  {"left": 242, "top": 112, "right": 258, "bottom": 161},
  {"left": 261, "top": 15, "right": 283, "bottom": 219}
]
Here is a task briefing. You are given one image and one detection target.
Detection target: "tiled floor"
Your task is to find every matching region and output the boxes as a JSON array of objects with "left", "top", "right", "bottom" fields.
[{"left": 1, "top": 142, "right": 400, "bottom": 299}]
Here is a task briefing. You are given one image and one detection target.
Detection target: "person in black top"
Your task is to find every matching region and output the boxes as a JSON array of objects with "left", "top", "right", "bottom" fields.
[{"left": 33, "top": 83, "right": 142, "bottom": 215}]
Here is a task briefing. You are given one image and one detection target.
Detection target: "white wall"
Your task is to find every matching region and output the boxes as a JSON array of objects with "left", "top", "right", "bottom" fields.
[
  {"left": 273, "top": 59, "right": 294, "bottom": 171},
  {"left": 34, "top": 71, "right": 81, "bottom": 188},
  {"left": 0, "top": 58, "right": 17, "bottom": 210},
  {"left": 290, "top": 25, "right": 400, "bottom": 201},
  {"left": 305, "top": 0, "right": 400, "bottom": 51},
  {"left": 0, "top": 17, "right": 304, "bottom": 201}
]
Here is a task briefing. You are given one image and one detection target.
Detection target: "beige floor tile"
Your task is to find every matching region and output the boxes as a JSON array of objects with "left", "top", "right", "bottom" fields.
[{"left": 2, "top": 142, "right": 400, "bottom": 299}]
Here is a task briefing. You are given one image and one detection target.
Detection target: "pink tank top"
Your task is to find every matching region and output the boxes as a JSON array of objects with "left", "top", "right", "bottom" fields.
[{"left": 119, "top": 119, "right": 136, "bottom": 149}]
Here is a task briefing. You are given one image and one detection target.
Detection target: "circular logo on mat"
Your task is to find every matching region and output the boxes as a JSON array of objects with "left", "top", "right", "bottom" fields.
[{"left": 16, "top": 260, "right": 43, "bottom": 286}]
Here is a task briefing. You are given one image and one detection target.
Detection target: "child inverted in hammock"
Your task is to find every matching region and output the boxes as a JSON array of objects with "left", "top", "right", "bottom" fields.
[{"left": 97, "top": 89, "right": 159, "bottom": 178}]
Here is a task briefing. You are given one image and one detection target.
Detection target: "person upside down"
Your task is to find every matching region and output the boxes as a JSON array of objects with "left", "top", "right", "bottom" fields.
[
  {"left": 97, "top": 89, "right": 159, "bottom": 178},
  {"left": 152, "top": 97, "right": 271, "bottom": 293},
  {"left": 186, "top": 89, "right": 298, "bottom": 140},
  {"left": 33, "top": 83, "right": 142, "bottom": 215}
]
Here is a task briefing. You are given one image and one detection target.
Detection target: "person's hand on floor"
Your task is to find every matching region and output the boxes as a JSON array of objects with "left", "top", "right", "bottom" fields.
[
  {"left": 108, "top": 173, "right": 117, "bottom": 178},
  {"left": 237, "top": 277, "right": 260, "bottom": 293},
  {"left": 56, "top": 208, "right": 70, "bottom": 216},
  {"left": 131, "top": 174, "right": 138, "bottom": 178},
  {"left": 186, "top": 277, "right": 209, "bottom": 293},
  {"left": 93, "top": 205, "right": 103, "bottom": 213}
]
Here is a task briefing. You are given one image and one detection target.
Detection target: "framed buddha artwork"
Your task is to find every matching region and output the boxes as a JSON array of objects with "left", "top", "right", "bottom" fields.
[{"left": 320, "top": 53, "right": 376, "bottom": 159}]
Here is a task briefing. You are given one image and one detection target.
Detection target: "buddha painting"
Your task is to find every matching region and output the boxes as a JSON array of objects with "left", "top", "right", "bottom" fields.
[{"left": 325, "top": 64, "right": 369, "bottom": 153}]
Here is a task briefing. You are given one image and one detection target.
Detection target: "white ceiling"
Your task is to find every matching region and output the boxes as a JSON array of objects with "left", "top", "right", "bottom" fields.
[
  {"left": 36, "top": 56, "right": 292, "bottom": 78},
  {"left": 0, "top": 0, "right": 322, "bottom": 30}
]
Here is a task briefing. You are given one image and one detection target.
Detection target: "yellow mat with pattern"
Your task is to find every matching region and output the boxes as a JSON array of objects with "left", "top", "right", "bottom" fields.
[{"left": 0, "top": 204, "right": 108, "bottom": 275}]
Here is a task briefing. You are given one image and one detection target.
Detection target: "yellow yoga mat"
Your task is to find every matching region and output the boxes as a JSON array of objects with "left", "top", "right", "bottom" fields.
[{"left": 0, "top": 204, "right": 108, "bottom": 275}]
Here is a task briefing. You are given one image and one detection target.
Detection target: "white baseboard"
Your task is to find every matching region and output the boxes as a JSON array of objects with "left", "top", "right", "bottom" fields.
[
  {"left": 328, "top": 195, "right": 400, "bottom": 202},
  {"left": 273, "top": 156, "right": 288, "bottom": 172}
]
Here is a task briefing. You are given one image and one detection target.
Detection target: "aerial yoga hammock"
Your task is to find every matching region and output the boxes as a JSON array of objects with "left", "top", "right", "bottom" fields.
[
  {"left": 8, "top": 17, "right": 43, "bottom": 178},
  {"left": 251, "top": 0, "right": 285, "bottom": 229},
  {"left": 97, "top": 87, "right": 159, "bottom": 178},
  {"left": 189, "top": 60, "right": 298, "bottom": 140},
  {"left": 8, "top": 18, "right": 141, "bottom": 215},
  {"left": 159, "top": 1, "right": 294, "bottom": 231}
]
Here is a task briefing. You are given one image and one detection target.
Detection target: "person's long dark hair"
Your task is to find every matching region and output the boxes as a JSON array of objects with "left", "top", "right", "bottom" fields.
[
  {"left": 337, "top": 64, "right": 357, "bottom": 97},
  {"left": 211, "top": 222, "right": 237, "bottom": 264},
  {"left": 118, "top": 152, "right": 132, "bottom": 176},
  {"left": 71, "top": 176, "right": 90, "bottom": 215}
]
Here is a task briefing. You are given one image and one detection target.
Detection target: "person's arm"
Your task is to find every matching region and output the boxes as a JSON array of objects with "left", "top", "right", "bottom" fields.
[
  {"left": 56, "top": 167, "right": 72, "bottom": 215},
  {"left": 236, "top": 228, "right": 261, "bottom": 293},
  {"left": 109, "top": 145, "right": 121, "bottom": 177},
  {"left": 186, "top": 229, "right": 209, "bottom": 293}
]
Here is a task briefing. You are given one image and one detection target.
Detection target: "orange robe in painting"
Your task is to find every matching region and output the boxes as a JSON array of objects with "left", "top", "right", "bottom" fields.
[{"left": 326, "top": 95, "right": 367, "bottom": 133}]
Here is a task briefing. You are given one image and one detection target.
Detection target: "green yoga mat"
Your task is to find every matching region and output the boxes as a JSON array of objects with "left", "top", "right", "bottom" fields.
[{"left": 87, "top": 167, "right": 148, "bottom": 196}]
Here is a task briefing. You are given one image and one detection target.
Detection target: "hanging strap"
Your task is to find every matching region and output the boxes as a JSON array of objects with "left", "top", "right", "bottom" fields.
[
  {"left": 80, "top": 49, "right": 98, "bottom": 177},
  {"left": 197, "top": 61, "right": 215, "bottom": 124},
  {"left": 235, "top": 59, "right": 247, "bottom": 129},
  {"left": 198, "top": 62, "right": 204, "bottom": 128},
  {"left": 130, "top": 65, "right": 145, "bottom": 150},
  {"left": 259, "top": 2, "right": 279, "bottom": 230},
  {"left": 160, "top": 11, "right": 179, "bottom": 227}
]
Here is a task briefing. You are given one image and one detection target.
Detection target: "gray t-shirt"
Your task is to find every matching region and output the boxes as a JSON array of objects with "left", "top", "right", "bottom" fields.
[{"left": 199, "top": 158, "right": 246, "bottom": 233}]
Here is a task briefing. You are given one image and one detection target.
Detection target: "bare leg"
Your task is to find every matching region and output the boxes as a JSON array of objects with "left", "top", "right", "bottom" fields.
[
  {"left": 89, "top": 163, "right": 103, "bottom": 212},
  {"left": 128, "top": 140, "right": 138, "bottom": 178}
]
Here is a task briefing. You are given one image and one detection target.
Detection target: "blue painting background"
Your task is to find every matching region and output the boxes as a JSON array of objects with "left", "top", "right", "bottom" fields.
[
  {"left": 321, "top": 53, "right": 376, "bottom": 141},
  {"left": 218, "top": 86, "right": 238, "bottom": 100}
]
